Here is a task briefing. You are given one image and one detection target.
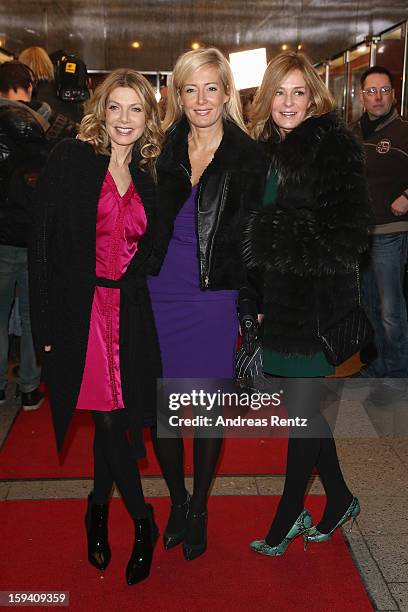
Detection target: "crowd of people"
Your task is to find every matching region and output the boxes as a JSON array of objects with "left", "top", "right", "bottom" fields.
[{"left": 0, "top": 43, "right": 407, "bottom": 585}]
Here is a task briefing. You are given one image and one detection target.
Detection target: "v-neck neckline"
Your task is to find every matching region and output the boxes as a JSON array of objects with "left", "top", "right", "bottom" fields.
[{"left": 107, "top": 169, "right": 133, "bottom": 199}]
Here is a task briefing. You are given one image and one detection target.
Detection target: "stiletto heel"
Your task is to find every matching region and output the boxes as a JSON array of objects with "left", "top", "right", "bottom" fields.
[
  {"left": 304, "top": 497, "right": 360, "bottom": 544},
  {"left": 163, "top": 493, "right": 191, "bottom": 550},
  {"left": 250, "top": 509, "right": 313, "bottom": 557},
  {"left": 85, "top": 493, "right": 111, "bottom": 571},
  {"left": 126, "top": 504, "right": 159, "bottom": 585},
  {"left": 182, "top": 510, "right": 207, "bottom": 561}
]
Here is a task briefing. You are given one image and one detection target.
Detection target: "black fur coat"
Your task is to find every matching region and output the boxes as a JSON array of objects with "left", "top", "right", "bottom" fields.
[{"left": 243, "top": 112, "right": 370, "bottom": 355}]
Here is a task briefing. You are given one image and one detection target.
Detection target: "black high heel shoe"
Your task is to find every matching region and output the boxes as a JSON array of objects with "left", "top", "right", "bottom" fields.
[
  {"left": 126, "top": 504, "right": 159, "bottom": 586},
  {"left": 182, "top": 510, "right": 207, "bottom": 561},
  {"left": 84, "top": 493, "right": 111, "bottom": 571},
  {"left": 164, "top": 493, "right": 191, "bottom": 550}
]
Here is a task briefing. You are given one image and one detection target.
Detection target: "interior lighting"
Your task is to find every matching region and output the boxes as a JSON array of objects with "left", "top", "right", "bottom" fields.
[
  {"left": 377, "top": 45, "right": 385, "bottom": 54},
  {"left": 131, "top": 41, "right": 141, "bottom": 49},
  {"left": 357, "top": 44, "right": 367, "bottom": 53},
  {"left": 191, "top": 42, "right": 200, "bottom": 50},
  {"left": 297, "top": 44, "right": 302, "bottom": 50},
  {"left": 229, "top": 48, "right": 267, "bottom": 90},
  {"left": 281, "top": 44, "right": 288, "bottom": 51}
]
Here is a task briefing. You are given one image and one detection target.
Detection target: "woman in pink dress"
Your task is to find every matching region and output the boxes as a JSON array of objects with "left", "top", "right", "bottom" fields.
[{"left": 31, "top": 70, "right": 162, "bottom": 585}]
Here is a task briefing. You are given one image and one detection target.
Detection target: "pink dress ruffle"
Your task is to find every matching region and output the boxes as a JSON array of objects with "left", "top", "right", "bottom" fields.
[{"left": 76, "top": 170, "right": 147, "bottom": 411}]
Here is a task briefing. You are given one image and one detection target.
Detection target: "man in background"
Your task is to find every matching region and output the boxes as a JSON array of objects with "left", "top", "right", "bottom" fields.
[
  {"left": 0, "top": 60, "right": 50, "bottom": 410},
  {"left": 354, "top": 65, "right": 408, "bottom": 403}
]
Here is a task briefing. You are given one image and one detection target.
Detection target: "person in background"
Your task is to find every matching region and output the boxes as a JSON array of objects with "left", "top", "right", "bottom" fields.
[
  {"left": 0, "top": 60, "right": 49, "bottom": 410},
  {"left": 243, "top": 52, "right": 370, "bottom": 556},
  {"left": 19, "top": 46, "right": 85, "bottom": 124},
  {"left": 30, "top": 69, "right": 162, "bottom": 585},
  {"left": 148, "top": 47, "right": 266, "bottom": 560},
  {"left": 353, "top": 66, "right": 408, "bottom": 404}
]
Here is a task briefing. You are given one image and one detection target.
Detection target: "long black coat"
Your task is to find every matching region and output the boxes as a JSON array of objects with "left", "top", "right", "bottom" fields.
[
  {"left": 243, "top": 112, "right": 371, "bottom": 356},
  {"left": 30, "top": 139, "right": 161, "bottom": 455}
]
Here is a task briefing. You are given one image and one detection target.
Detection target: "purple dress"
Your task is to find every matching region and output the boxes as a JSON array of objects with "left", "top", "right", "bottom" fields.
[{"left": 148, "top": 186, "right": 238, "bottom": 378}]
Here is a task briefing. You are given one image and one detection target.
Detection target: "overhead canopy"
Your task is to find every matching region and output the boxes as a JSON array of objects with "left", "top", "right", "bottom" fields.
[{"left": 1, "top": 0, "right": 408, "bottom": 70}]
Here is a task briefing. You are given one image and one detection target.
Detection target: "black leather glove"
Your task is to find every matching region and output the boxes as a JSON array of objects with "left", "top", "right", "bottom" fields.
[{"left": 241, "top": 315, "right": 258, "bottom": 356}]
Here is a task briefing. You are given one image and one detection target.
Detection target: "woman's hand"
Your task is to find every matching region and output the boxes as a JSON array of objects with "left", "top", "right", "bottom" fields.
[
  {"left": 44, "top": 345, "right": 52, "bottom": 352},
  {"left": 240, "top": 316, "right": 259, "bottom": 356}
]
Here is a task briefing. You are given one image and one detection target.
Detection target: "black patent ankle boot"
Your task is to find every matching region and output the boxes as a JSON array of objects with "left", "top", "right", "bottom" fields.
[
  {"left": 126, "top": 504, "right": 159, "bottom": 586},
  {"left": 85, "top": 493, "right": 111, "bottom": 570}
]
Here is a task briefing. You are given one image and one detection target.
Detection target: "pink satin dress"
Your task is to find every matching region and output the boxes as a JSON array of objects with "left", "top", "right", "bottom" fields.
[{"left": 76, "top": 170, "right": 147, "bottom": 411}]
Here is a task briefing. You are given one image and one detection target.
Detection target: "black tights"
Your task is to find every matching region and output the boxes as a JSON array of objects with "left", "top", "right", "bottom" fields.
[
  {"left": 92, "top": 410, "right": 147, "bottom": 519},
  {"left": 151, "top": 429, "right": 222, "bottom": 514},
  {"left": 265, "top": 380, "right": 352, "bottom": 546}
]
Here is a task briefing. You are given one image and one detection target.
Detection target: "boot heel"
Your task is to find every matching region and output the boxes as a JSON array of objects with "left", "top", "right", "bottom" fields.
[
  {"left": 126, "top": 504, "right": 159, "bottom": 586},
  {"left": 85, "top": 493, "right": 111, "bottom": 571}
]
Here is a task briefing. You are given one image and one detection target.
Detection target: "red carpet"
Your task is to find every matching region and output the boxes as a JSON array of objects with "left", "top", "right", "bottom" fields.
[
  {"left": 0, "top": 401, "right": 287, "bottom": 479},
  {"left": 0, "top": 496, "right": 372, "bottom": 612}
]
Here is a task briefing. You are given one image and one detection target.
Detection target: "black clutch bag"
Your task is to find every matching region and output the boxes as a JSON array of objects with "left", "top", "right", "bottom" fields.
[
  {"left": 317, "top": 265, "right": 373, "bottom": 367},
  {"left": 235, "top": 340, "right": 263, "bottom": 379}
]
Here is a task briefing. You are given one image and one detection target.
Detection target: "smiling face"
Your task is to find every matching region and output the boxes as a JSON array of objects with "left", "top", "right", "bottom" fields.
[
  {"left": 105, "top": 86, "right": 146, "bottom": 150},
  {"left": 360, "top": 72, "right": 394, "bottom": 120},
  {"left": 179, "top": 64, "right": 230, "bottom": 130},
  {"left": 271, "top": 69, "right": 311, "bottom": 137}
]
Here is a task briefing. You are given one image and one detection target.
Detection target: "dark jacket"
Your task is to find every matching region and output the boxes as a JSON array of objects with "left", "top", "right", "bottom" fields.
[
  {"left": 29, "top": 139, "right": 161, "bottom": 454},
  {"left": 35, "top": 79, "right": 84, "bottom": 124},
  {"left": 243, "top": 112, "right": 370, "bottom": 356},
  {"left": 352, "top": 109, "right": 408, "bottom": 227},
  {"left": 152, "top": 117, "right": 267, "bottom": 289},
  {"left": 0, "top": 99, "right": 50, "bottom": 247}
]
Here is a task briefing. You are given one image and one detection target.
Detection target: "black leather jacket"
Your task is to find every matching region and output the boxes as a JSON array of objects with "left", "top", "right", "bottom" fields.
[
  {"left": 152, "top": 117, "right": 267, "bottom": 289},
  {"left": 0, "top": 99, "right": 50, "bottom": 247}
]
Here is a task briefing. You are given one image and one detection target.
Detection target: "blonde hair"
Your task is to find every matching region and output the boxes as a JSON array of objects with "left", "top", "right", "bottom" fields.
[
  {"left": 163, "top": 47, "right": 246, "bottom": 132},
  {"left": 78, "top": 69, "right": 163, "bottom": 177},
  {"left": 250, "top": 52, "right": 336, "bottom": 141},
  {"left": 19, "top": 47, "right": 54, "bottom": 82}
]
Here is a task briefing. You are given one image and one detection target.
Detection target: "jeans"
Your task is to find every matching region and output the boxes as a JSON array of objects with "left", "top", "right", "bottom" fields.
[
  {"left": 361, "top": 233, "right": 408, "bottom": 386},
  {"left": 0, "top": 245, "right": 40, "bottom": 393}
]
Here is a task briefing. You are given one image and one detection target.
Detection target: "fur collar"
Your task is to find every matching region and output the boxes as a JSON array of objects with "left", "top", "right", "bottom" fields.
[
  {"left": 158, "top": 116, "right": 266, "bottom": 174},
  {"left": 267, "top": 111, "right": 343, "bottom": 186}
]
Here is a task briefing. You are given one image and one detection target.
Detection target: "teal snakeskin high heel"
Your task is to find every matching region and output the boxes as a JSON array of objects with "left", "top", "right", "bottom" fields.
[
  {"left": 304, "top": 497, "right": 360, "bottom": 547},
  {"left": 250, "top": 509, "right": 313, "bottom": 557}
]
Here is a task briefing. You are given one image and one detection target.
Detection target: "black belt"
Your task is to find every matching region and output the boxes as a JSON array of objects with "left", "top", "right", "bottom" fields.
[
  {"left": 95, "top": 275, "right": 124, "bottom": 289},
  {"left": 93, "top": 275, "right": 147, "bottom": 301}
]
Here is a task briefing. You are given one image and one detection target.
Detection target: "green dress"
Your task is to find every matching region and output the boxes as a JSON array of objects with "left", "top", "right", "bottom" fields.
[{"left": 261, "top": 173, "right": 334, "bottom": 377}]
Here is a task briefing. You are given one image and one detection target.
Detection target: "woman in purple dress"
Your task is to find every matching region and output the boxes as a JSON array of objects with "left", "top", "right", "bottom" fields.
[
  {"left": 31, "top": 70, "right": 162, "bottom": 585},
  {"left": 148, "top": 48, "right": 266, "bottom": 560}
]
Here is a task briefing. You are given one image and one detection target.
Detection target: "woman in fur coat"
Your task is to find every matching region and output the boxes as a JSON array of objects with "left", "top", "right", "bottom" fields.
[{"left": 242, "top": 52, "right": 370, "bottom": 556}]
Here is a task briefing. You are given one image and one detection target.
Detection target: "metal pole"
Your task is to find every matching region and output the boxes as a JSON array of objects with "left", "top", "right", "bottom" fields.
[
  {"left": 401, "top": 20, "right": 408, "bottom": 118},
  {"left": 343, "top": 50, "right": 350, "bottom": 120},
  {"left": 325, "top": 62, "right": 330, "bottom": 88}
]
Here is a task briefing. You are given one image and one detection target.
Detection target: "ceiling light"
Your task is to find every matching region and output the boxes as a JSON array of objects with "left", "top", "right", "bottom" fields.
[
  {"left": 357, "top": 44, "right": 367, "bottom": 53},
  {"left": 297, "top": 44, "right": 302, "bottom": 50},
  {"left": 281, "top": 44, "right": 288, "bottom": 51},
  {"left": 191, "top": 42, "right": 200, "bottom": 50},
  {"left": 131, "top": 41, "right": 141, "bottom": 49}
]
